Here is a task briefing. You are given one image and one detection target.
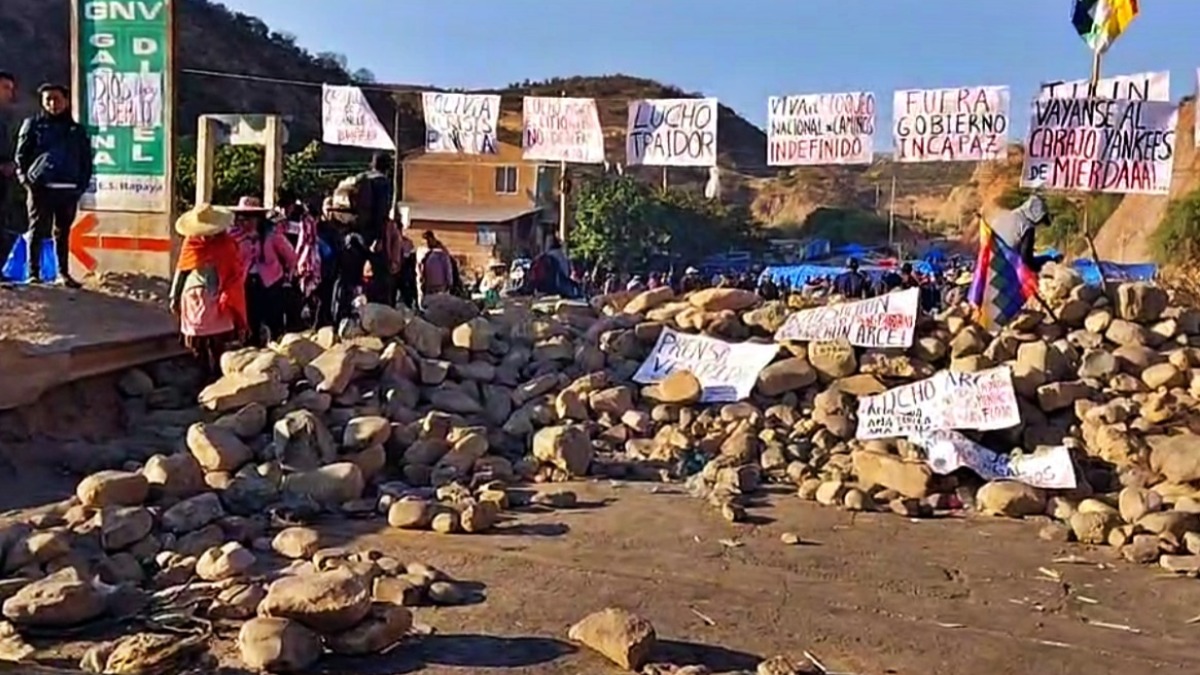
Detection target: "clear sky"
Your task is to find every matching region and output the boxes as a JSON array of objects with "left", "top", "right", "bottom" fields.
[{"left": 220, "top": 0, "right": 1198, "bottom": 139}]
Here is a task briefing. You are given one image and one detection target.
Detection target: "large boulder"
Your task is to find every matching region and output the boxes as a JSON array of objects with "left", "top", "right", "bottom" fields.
[
  {"left": 282, "top": 463, "right": 366, "bottom": 506},
  {"left": 451, "top": 317, "right": 494, "bottom": 351},
  {"left": 624, "top": 287, "right": 675, "bottom": 315},
  {"left": 532, "top": 426, "right": 594, "bottom": 477},
  {"left": 567, "top": 607, "right": 657, "bottom": 671},
  {"left": 186, "top": 423, "right": 253, "bottom": 472},
  {"left": 423, "top": 293, "right": 479, "bottom": 329},
  {"left": 1149, "top": 435, "right": 1200, "bottom": 485},
  {"left": 259, "top": 569, "right": 371, "bottom": 633},
  {"left": 1114, "top": 282, "right": 1168, "bottom": 323},
  {"left": 644, "top": 371, "right": 702, "bottom": 405},
  {"left": 757, "top": 357, "right": 817, "bottom": 396},
  {"left": 142, "top": 453, "right": 205, "bottom": 499},
  {"left": 198, "top": 372, "right": 288, "bottom": 412},
  {"left": 2, "top": 568, "right": 106, "bottom": 627},
  {"left": 76, "top": 471, "right": 149, "bottom": 508},
  {"left": 326, "top": 602, "right": 414, "bottom": 655},
  {"left": 161, "top": 492, "right": 227, "bottom": 534},
  {"left": 238, "top": 617, "right": 323, "bottom": 673},
  {"left": 688, "top": 288, "right": 759, "bottom": 313},
  {"left": 976, "top": 481, "right": 1047, "bottom": 517},
  {"left": 851, "top": 451, "right": 932, "bottom": 499},
  {"left": 360, "top": 303, "right": 409, "bottom": 338},
  {"left": 271, "top": 410, "right": 337, "bottom": 472},
  {"left": 304, "top": 346, "right": 358, "bottom": 395}
]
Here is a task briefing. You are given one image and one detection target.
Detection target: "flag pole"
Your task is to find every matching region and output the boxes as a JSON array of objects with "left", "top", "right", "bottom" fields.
[{"left": 1082, "top": 47, "right": 1107, "bottom": 283}]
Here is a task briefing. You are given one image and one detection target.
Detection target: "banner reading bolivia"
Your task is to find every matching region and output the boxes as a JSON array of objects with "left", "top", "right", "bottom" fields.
[{"left": 75, "top": 0, "right": 172, "bottom": 212}]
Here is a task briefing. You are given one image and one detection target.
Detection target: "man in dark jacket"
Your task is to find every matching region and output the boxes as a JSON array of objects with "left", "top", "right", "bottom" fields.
[
  {"left": 15, "top": 83, "right": 93, "bottom": 287},
  {"left": 0, "top": 71, "right": 16, "bottom": 259},
  {"left": 833, "top": 258, "right": 869, "bottom": 299}
]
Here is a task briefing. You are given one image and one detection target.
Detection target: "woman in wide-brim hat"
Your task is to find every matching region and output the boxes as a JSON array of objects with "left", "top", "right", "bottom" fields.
[
  {"left": 170, "top": 204, "right": 248, "bottom": 379},
  {"left": 228, "top": 195, "right": 297, "bottom": 346}
]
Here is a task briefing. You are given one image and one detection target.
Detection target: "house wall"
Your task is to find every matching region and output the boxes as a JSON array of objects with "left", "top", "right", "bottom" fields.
[{"left": 403, "top": 141, "right": 545, "bottom": 207}]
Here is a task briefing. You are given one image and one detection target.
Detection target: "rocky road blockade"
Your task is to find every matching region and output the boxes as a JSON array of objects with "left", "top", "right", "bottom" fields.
[{"left": 2, "top": 269, "right": 1200, "bottom": 672}]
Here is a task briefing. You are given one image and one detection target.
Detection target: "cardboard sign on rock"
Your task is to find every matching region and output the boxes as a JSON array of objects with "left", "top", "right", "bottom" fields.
[
  {"left": 1021, "top": 98, "right": 1177, "bottom": 195},
  {"left": 626, "top": 98, "right": 718, "bottom": 167},
  {"left": 767, "top": 92, "right": 875, "bottom": 166},
  {"left": 856, "top": 366, "right": 1021, "bottom": 440},
  {"left": 774, "top": 288, "right": 919, "bottom": 348},
  {"left": 633, "top": 328, "right": 778, "bottom": 403},
  {"left": 913, "top": 429, "right": 1077, "bottom": 490},
  {"left": 422, "top": 92, "right": 500, "bottom": 154},
  {"left": 522, "top": 97, "right": 605, "bottom": 163},
  {"left": 1039, "top": 70, "right": 1170, "bottom": 102},
  {"left": 892, "top": 86, "right": 1009, "bottom": 162},
  {"left": 322, "top": 85, "right": 395, "bottom": 150}
]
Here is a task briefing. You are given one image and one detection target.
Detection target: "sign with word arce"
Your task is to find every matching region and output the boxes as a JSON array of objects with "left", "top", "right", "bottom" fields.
[
  {"left": 768, "top": 92, "right": 875, "bottom": 166},
  {"left": 422, "top": 92, "right": 500, "bottom": 154},
  {"left": 75, "top": 0, "right": 172, "bottom": 212},
  {"left": 322, "top": 84, "right": 394, "bottom": 151},
  {"left": 625, "top": 98, "right": 718, "bottom": 167},
  {"left": 1021, "top": 98, "right": 1178, "bottom": 195},
  {"left": 522, "top": 96, "right": 605, "bottom": 164},
  {"left": 892, "top": 85, "right": 1009, "bottom": 162},
  {"left": 774, "top": 288, "right": 918, "bottom": 348}
]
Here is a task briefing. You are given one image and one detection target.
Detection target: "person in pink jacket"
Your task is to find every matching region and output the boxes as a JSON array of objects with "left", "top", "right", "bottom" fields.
[{"left": 229, "top": 196, "right": 297, "bottom": 346}]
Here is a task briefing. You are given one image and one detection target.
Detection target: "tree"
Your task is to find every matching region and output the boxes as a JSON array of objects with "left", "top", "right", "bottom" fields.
[
  {"left": 315, "top": 51, "right": 349, "bottom": 71},
  {"left": 569, "top": 175, "right": 758, "bottom": 271},
  {"left": 174, "top": 141, "right": 335, "bottom": 210},
  {"left": 351, "top": 68, "right": 377, "bottom": 84}
]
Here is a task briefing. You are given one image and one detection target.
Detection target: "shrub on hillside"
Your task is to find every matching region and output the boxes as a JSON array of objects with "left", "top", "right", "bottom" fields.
[{"left": 1151, "top": 188, "right": 1200, "bottom": 263}]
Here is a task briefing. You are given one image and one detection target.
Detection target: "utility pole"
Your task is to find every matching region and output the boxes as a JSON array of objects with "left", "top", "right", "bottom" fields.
[
  {"left": 557, "top": 90, "right": 569, "bottom": 251},
  {"left": 888, "top": 174, "right": 897, "bottom": 247}
]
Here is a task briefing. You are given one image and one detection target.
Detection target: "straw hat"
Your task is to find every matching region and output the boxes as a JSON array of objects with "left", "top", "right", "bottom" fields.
[
  {"left": 230, "top": 195, "right": 268, "bottom": 213},
  {"left": 176, "top": 204, "right": 234, "bottom": 237}
]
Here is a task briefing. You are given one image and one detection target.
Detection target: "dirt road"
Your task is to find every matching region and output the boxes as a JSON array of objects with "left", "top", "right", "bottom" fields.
[{"left": 231, "top": 482, "right": 1200, "bottom": 674}]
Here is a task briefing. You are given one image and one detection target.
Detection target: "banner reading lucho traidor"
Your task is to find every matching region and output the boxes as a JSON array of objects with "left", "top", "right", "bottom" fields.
[{"left": 74, "top": 0, "right": 172, "bottom": 212}]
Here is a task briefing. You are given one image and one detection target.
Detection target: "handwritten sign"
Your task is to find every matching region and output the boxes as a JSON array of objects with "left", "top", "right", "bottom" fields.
[
  {"left": 633, "top": 328, "right": 778, "bottom": 403},
  {"left": 322, "top": 85, "right": 395, "bottom": 150},
  {"left": 913, "top": 429, "right": 1077, "bottom": 490},
  {"left": 856, "top": 366, "right": 1021, "bottom": 440},
  {"left": 1020, "top": 98, "right": 1178, "bottom": 195},
  {"left": 1039, "top": 70, "right": 1170, "bottom": 102},
  {"left": 522, "top": 97, "right": 605, "bottom": 163},
  {"left": 774, "top": 288, "right": 918, "bottom": 348},
  {"left": 422, "top": 92, "right": 500, "bottom": 154},
  {"left": 626, "top": 98, "right": 718, "bottom": 167},
  {"left": 892, "top": 86, "right": 1009, "bottom": 162},
  {"left": 767, "top": 93, "right": 875, "bottom": 165}
]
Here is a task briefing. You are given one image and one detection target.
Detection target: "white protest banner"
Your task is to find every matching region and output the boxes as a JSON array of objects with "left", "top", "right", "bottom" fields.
[
  {"left": 767, "top": 92, "right": 875, "bottom": 165},
  {"left": 1039, "top": 70, "right": 1170, "bottom": 102},
  {"left": 912, "top": 429, "right": 1077, "bottom": 490},
  {"left": 856, "top": 366, "right": 1021, "bottom": 440},
  {"left": 774, "top": 288, "right": 918, "bottom": 348},
  {"left": 892, "top": 86, "right": 1009, "bottom": 162},
  {"left": 322, "top": 85, "right": 395, "bottom": 151},
  {"left": 522, "top": 97, "right": 605, "bottom": 163},
  {"left": 939, "top": 368, "right": 1021, "bottom": 431},
  {"left": 633, "top": 328, "right": 778, "bottom": 403},
  {"left": 626, "top": 98, "right": 718, "bottom": 167},
  {"left": 1021, "top": 98, "right": 1178, "bottom": 195},
  {"left": 856, "top": 376, "right": 944, "bottom": 440},
  {"left": 422, "top": 92, "right": 500, "bottom": 154}
]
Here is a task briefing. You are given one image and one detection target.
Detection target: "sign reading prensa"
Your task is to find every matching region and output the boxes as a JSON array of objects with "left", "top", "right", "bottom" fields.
[
  {"left": 774, "top": 288, "right": 918, "bottom": 348},
  {"left": 75, "top": 0, "right": 171, "bottom": 212},
  {"left": 422, "top": 92, "right": 500, "bottom": 154},
  {"left": 892, "top": 86, "right": 1009, "bottom": 162},
  {"left": 856, "top": 366, "right": 1020, "bottom": 440},
  {"left": 1021, "top": 98, "right": 1177, "bottom": 195},
  {"left": 522, "top": 97, "right": 605, "bottom": 164},
  {"left": 633, "top": 328, "right": 778, "bottom": 403},
  {"left": 913, "top": 429, "right": 1077, "bottom": 490},
  {"left": 322, "top": 84, "right": 394, "bottom": 151},
  {"left": 768, "top": 93, "right": 875, "bottom": 166},
  {"left": 626, "top": 98, "right": 718, "bottom": 167}
]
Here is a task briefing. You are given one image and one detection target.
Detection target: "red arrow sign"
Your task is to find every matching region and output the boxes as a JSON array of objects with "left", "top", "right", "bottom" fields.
[{"left": 69, "top": 213, "right": 173, "bottom": 272}]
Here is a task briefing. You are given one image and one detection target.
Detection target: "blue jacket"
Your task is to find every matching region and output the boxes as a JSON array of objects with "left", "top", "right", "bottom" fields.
[{"left": 15, "top": 112, "right": 94, "bottom": 191}]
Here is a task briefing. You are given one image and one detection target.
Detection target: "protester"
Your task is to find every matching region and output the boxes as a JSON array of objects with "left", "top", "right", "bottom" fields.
[
  {"left": 416, "top": 229, "right": 454, "bottom": 306},
  {"left": 626, "top": 275, "right": 646, "bottom": 292},
  {"left": 991, "top": 194, "right": 1049, "bottom": 272},
  {"left": 291, "top": 203, "right": 322, "bottom": 330},
  {"left": 394, "top": 223, "right": 417, "bottom": 308},
  {"left": 14, "top": 83, "right": 93, "bottom": 287},
  {"left": 0, "top": 71, "right": 15, "bottom": 261},
  {"left": 169, "top": 205, "right": 247, "bottom": 379},
  {"left": 479, "top": 259, "right": 507, "bottom": 306},
  {"left": 898, "top": 262, "right": 919, "bottom": 289},
  {"left": 833, "top": 257, "right": 869, "bottom": 299},
  {"left": 230, "top": 196, "right": 297, "bottom": 346},
  {"left": 679, "top": 266, "right": 704, "bottom": 293},
  {"left": 647, "top": 271, "right": 664, "bottom": 291}
]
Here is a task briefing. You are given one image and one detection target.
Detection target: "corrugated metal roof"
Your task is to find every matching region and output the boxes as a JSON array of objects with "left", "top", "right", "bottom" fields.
[{"left": 398, "top": 202, "right": 542, "bottom": 224}]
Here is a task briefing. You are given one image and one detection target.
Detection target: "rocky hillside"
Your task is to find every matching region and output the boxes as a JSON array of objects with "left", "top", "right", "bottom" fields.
[{"left": 1, "top": 0, "right": 1007, "bottom": 237}]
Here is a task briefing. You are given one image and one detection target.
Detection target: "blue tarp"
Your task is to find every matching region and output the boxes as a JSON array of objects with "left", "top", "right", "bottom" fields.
[
  {"left": 761, "top": 261, "right": 941, "bottom": 287},
  {"left": 1072, "top": 260, "right": 1157, "bottom": 286}
]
